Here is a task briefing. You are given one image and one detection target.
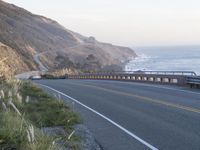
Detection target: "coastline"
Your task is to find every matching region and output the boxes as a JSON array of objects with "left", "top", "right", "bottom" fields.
[{"left": 124, "top": 46, "right": 200, "bottom": 75}]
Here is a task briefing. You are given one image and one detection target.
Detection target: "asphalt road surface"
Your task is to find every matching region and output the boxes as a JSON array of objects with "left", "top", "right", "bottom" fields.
[{"left": 35, "top": 79, "right": 200, "bottom": 150}]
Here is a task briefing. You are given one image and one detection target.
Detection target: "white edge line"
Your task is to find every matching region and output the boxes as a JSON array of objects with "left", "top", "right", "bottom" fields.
[{"left": 37, "top": 83, "right": 158, "bottom": 150}]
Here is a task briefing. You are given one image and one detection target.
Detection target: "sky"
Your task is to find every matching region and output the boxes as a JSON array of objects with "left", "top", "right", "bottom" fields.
[{"left": 4, "top": 0, "right": 200, "bottom": 47}]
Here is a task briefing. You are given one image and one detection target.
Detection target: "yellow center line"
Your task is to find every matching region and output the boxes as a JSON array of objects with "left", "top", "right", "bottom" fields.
[{"left": 69, "top": 82, "right": 200, "bottom": 114}]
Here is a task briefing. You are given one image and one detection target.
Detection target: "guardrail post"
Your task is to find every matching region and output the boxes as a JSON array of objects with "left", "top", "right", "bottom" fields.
[{"left": 132, "top": 76, "right": 136, "bottom": 80}]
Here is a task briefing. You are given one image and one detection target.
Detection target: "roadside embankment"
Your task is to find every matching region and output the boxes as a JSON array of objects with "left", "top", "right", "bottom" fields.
[{"left": 0, "top": 80, "right": 81, "bottom": 149}]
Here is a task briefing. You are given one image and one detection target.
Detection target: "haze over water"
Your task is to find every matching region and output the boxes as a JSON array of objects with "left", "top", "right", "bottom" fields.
[{"left": 125, "top": 46, "right": 200, "bottom": 75}]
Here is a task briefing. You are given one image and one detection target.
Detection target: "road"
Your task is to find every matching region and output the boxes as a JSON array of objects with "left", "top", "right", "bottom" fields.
[
  {"left": 33, "top": 44, "right": 83, "bottom": 72},
  {"left": 36, "top": 79, "right": 200, "bottom": 150},
  {"left": 33, "top": 52, "right": 49, "bottom": 72},
  {"left": 15, "top": 52, "right": 49, "bottom": 79},
  {"left": 16, "top": 45, "right": 83, "bottom": 79}
]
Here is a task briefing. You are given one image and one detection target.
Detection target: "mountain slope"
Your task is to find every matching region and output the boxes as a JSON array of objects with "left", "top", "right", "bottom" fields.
[
  {"left": 0, "top": 0, "right": 137, "bottom": 73},
  {"left": 0, "top": 42, "right": 29, "bottom": 77}
]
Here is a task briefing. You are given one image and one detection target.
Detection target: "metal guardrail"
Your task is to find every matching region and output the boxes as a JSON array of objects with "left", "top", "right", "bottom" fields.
[
  {"left": 81, "top": 71, "right": 197, "bottom": 76},
  {"left": 68, "top": 71, "right": 199, "bottom": 86},
  {"left": 187, "top": 76, "right": 200, "bottom": 87}
]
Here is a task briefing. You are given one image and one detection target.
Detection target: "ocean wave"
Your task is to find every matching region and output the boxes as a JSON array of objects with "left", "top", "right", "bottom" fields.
[
  {"left": 125, "top": 47, "right": 200, "bottom": 75},
  {"left": 125, "top": 53, "right": 153, "bottom": 71}
]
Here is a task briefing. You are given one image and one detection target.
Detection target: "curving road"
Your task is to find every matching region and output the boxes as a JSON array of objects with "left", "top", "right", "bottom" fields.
[
  {"left": 33, "top": 52, "right": 49, "bottom": 72},
  {"left": 36, "top": 79, "right": 200, "bottom": 150},
  {"left": 33, "top": 44, "right": 83, "bottom": 72}
]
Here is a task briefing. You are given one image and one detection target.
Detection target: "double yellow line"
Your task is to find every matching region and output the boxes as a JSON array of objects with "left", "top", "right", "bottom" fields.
[{"left": 70, "top": 82, "right": 200, "bottom": 114}]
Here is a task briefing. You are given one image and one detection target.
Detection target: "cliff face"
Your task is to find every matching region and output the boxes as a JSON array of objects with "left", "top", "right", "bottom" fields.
[
  {"left": 0, "top": 0, "right": 137, "bottom": 73},
  {"left": 0, "top": 42, "right": 30, "bottom": 76}
]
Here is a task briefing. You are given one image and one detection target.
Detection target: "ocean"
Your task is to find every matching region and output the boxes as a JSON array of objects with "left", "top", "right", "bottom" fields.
[{"left": 125, "top": 46, "right": 200, "bottom": 75}]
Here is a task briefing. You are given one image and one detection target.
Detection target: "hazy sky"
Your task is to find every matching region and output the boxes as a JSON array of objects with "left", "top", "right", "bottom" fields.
[{"left": 4, "top": 0, "right": 200, "bottom": 46}]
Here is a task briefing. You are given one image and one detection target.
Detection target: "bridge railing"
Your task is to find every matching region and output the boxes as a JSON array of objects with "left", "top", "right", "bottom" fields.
[
  {"left": 80, "top": 71, "right": 197, "bottom": 76},
  {"left": 187, "top": 76, "right": 200, "bottom": 88},
  {"left": 68, "top": 71, "right": 199, "bottom": 86}
]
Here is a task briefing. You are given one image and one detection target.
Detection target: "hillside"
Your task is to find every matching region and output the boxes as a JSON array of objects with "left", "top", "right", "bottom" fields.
[
  {"left": 0, "top": 42, "right": 30, "bottom": 77},
  {"left": 0, "top": 0, "right": 137, "bottom": 73}
]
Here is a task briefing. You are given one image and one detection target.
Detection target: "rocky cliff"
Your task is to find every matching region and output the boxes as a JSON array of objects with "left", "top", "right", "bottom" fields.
[
  {"left": 0, "top": 0, "right": 137, "bottom": 73},
  {"left": 0, "top": 42, "right": 29, "bottom": 77}
]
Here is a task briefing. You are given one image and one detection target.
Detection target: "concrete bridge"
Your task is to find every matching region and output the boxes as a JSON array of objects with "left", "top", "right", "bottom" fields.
[{"left": 67, "top": 71, "right": 200, "bottom": 88}]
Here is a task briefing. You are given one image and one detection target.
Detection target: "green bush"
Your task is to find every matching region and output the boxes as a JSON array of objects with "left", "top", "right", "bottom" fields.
[{"left": 20, "top": 82, "right": 81, "bottom": 131}]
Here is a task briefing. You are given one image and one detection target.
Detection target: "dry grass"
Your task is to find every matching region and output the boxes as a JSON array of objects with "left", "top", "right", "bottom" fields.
[
  {"left": 0, "top": 80, "right": 80, "bottom": 150},
  {"left": 0, "top": 57, "right": 13, "bottom": 80},
  {"left": 47, "top": 68, "right": 79, "bottom": 77},
  {"left": 0, "top": 80, "right": 58, "bottom": 150}
]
